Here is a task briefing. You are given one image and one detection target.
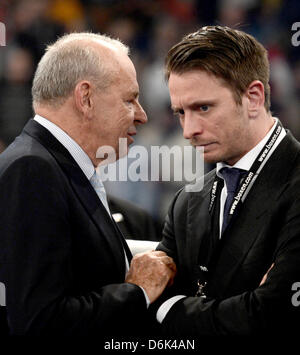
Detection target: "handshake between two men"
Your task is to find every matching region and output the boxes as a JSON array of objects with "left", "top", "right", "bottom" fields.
[{"left": 126, "top": 251, "right": 176, "bottom": 304}]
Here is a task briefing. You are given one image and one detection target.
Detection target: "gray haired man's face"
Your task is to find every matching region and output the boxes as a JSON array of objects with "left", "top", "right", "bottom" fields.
[{"left": 89, "top": 53, "right": 147, "bottom": 164}]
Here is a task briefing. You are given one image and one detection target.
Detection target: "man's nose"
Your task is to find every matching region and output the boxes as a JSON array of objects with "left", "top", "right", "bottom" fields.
[
  {"left": 183, "top": 115, "right": 203, "bottom": 140},
  {"left": 134, "top": 101, "right": 148, "bottom": 125}
]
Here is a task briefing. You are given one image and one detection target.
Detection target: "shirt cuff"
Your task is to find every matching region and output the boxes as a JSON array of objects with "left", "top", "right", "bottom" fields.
[
  {"left": 156, "top": 295, "right": 186, "bottom": 323},
  {"left": 138, "top": 286, "right": 150, "bottom": 308}
]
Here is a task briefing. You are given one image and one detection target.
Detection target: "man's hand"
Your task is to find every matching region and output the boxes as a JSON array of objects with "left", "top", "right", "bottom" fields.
[{"left": 125, "top": 250, "right": 176, "bottom": 303}]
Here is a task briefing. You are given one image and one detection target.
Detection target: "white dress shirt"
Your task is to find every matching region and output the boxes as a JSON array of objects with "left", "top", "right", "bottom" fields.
[
  {"left": 156, "top": 118, "right": 286, "bottom": 323},
  {"left": 34, "top": 114, "right": 95, "bottom": 180}
]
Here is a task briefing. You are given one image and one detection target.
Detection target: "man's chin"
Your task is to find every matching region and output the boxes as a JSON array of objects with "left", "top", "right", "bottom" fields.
[
  {"left": 203, "top": 152, "right": 221, "bottom": 165},
  {"left": 117, "top": 146, "right": 129, "bottom": 160},
  {"left": 127, "top": 135, "right": 134, "bottom": 145}
]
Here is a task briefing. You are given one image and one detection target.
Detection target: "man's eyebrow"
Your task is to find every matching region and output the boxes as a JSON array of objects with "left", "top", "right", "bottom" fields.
[
  {"left": 189, "top": 99, "right": 216, "bottom": 107},
  {"left": 126, "top": 91, "right": 139, "bottom": 101},
  {"left": 171, "top": 105, "right": 179, "bottom": 112},
  {"left": 171, "top": 105, "right": 183, "bottom": 112},
  {"left": 172, "top": 100, "right": 216, "bottom": 112}
]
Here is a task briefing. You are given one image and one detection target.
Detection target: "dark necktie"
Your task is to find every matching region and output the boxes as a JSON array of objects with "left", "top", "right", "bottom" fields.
[{"left": 220, "top": 167, "right": 247, "bottom": 234}]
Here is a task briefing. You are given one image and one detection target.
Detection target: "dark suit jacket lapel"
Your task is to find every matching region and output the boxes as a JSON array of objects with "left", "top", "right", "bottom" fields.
[
  {"left": 211, "top": 132, "right": 300, "bottom": 295},
  {"left": 23, "top": 119, "right": 130, "bottom": 276}
]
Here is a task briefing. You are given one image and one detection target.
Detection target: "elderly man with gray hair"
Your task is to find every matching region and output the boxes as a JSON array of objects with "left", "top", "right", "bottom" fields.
[{"left": 0, "top": 32, "right": 176, "bottom": 336}]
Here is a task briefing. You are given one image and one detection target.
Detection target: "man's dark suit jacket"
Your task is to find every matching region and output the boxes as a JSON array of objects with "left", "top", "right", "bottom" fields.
[
  {"left": 157, "top": 130, "right": 300, "bottom": 335},
  {"left": 108, "top": 195, "right": 162, "bottom": 242},
  {"left": 0, "top": 119, "right": 148, "bottom": 336}
]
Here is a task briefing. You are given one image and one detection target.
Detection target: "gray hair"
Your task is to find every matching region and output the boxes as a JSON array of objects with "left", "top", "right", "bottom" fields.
[{"left": 32, "top": 32, "right": 129, "bottom": 107}]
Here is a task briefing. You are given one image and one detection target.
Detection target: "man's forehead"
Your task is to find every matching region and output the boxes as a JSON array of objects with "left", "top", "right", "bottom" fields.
[
  {"left": 168, "top": 70, "right": 234, "bottom": 96},
  {"left": 169, "top": 69, "right": 221, "bottom": 83}
]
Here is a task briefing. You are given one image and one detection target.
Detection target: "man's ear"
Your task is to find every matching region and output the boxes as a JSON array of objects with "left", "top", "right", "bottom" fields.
[
  {"left": 246, "top": 80, "right": 265, "bottom": 118},
  {"left": 74, "top": 80, "right": 93, "bottom": 118}
]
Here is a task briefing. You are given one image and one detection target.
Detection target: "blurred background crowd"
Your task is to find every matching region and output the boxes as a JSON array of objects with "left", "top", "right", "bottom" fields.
[{"left": 0, "top": 0, "right": 299, "bottom": 224}]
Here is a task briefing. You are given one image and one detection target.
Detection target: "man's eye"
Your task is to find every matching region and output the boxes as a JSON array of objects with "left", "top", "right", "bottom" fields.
[
  {"left": 200, "top": 105, "right": 209, "bottom": 112},
  {"left": 174, "top": 109, "right": 184, "bottom": 118},
  {"left": 126, "top": 100, "right": 134, "bottom": 107}
]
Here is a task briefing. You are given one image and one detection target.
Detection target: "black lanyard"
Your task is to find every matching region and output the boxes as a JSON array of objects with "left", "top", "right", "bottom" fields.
[{"left": 208, "top": 120, "right": 283, "bottom": 216}]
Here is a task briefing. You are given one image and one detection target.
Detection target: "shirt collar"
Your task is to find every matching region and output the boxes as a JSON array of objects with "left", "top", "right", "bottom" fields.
[
  {"left": 34, "top": 114, "right": 95, "bottom": 180},
  {"left": 216, "top": 117, "right": 281, "bottom": 176}
]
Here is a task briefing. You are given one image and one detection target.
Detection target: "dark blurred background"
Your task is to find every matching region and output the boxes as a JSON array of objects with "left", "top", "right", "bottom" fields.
[{"left": 0, "top": 0, "right": 299, "bottom": 222}]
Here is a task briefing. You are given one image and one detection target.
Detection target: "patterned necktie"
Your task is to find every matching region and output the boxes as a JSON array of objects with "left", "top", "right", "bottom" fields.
[
  {"left": 220, "top": 167, "right": 247, "bottom": 234},
  {"left": 90, "top": 171, "right": 111, "bottom": 215}
]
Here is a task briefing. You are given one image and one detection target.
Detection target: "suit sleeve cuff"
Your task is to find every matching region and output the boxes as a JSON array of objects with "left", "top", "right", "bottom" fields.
[
  {"left": 156, "top": 295, "right": 186, "bottom": 323},
  {"left": 138, "top": 286, "right": 150, "bottom": 308}
]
